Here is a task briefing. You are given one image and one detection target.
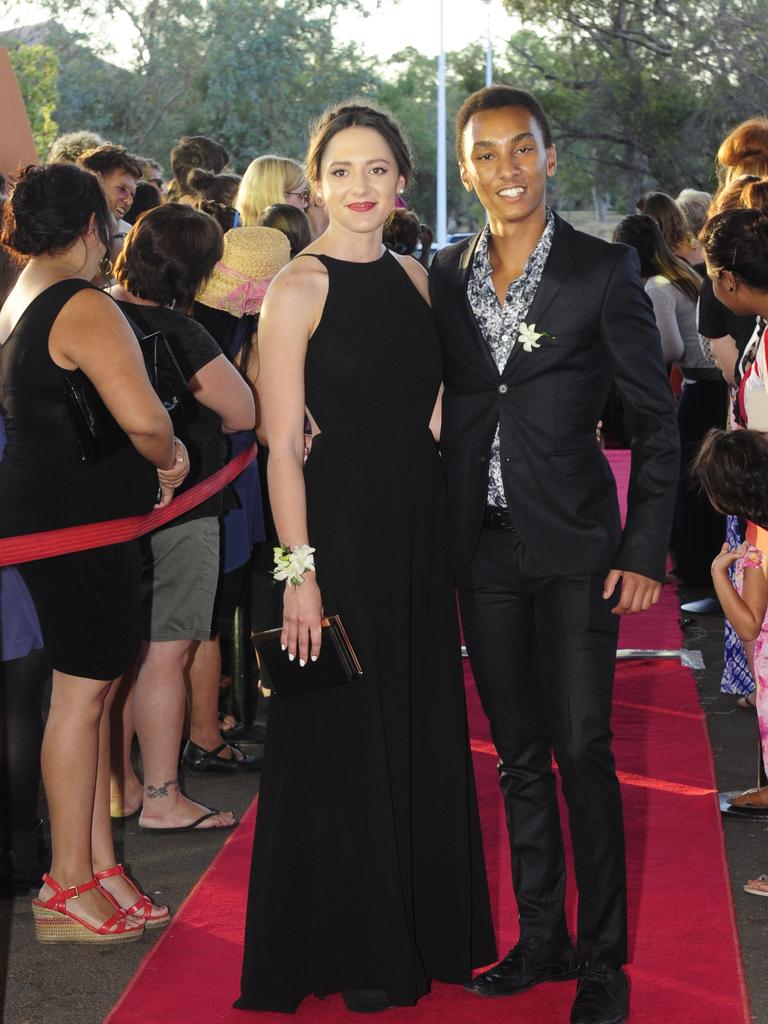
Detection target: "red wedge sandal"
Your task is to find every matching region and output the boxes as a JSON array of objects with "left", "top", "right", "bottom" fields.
[
  {"left": 32, "top": 873, "right": 145, "bottom": 944},
  {"left": 94, "top": 863, "right": 171, "bottom": 929}
]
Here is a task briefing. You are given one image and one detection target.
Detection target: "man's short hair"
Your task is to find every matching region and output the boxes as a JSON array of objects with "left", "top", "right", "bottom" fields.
[
  {"left": 455, "top": 85, "right": 553, "bottom": 162},
  {"left": 77, "top": 145, "right": 142, "bottom": 181}
]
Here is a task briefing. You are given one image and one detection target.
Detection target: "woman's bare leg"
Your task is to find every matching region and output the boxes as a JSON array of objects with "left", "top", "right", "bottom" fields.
[
  {"left": 186, "top": 637, "right": 241, "bottom": 759},
  {"left": 40, "top": 670, "right": 133, "bottom": 928},
  {"left": 90, "top": 679, "right": 158, "bottom": 917},
  {"left": 133, "top": 639, "right": 234, "bottom": 829},
  {"left": 109, "top": 667, "right": 143, "bottom": 817}
]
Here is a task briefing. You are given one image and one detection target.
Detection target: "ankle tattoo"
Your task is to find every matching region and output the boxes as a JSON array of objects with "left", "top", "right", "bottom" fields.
[{"left": 145, "top": 778, "right": 179, "bottom": 799}]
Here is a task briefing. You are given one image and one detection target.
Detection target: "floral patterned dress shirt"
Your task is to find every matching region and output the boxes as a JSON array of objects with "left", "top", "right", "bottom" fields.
[{"left": 467, "top": 210, "right": 555, "bottom": 507}]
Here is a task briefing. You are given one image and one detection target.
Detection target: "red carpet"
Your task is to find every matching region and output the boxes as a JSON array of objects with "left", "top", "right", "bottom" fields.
[{"left": 105, "top": 453, "right": 750, "bottom": 1024}]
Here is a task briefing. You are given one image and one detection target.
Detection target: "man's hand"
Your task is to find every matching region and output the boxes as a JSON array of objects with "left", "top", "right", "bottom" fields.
[{"left": 603, "top": 569, "right": 662, "bottom": 615}]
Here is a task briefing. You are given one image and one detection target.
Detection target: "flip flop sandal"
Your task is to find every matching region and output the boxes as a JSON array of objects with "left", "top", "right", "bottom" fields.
[
  {"left": 727, "top": 788, "right": 768, "bottom": 812},
  {"left": 744, "top": 874, "right": 768, "bottom": 896},
  {"left": 139, "top": 810, "right": 238, "bottom": 834}
]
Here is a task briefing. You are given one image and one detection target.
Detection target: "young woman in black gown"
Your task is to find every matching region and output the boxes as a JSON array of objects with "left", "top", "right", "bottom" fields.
[{"left": 236, "top": 103, "right": 495, "bottom": 1014}]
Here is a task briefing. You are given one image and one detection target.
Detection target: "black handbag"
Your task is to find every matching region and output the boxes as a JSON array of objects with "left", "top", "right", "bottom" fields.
[
  {"left": 64, "top": 369, "right": 131, "bottom": 464},
  {"left": 65, "top": 313, "right": 188, "bottom": 465},
  {"left": 122, "top": 307, "right": 188, "bottom": 435},
  {"left": 252, "top": 614, "right": 363, "bottom": 697}
]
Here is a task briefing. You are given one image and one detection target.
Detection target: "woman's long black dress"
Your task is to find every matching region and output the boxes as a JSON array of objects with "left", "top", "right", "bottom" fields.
[{"left": 236, "top": 252, "right": 495, "bottom": 1013}]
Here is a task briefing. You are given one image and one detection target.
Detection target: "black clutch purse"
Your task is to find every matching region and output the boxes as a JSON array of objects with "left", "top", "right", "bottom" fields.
[{"left": 252, "top": 614, "right": 363, "bottom": 697}]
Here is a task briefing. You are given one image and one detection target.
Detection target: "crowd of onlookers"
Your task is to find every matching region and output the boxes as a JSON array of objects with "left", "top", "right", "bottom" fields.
[{"left": 3, "top": 108, "right": 768, "bottom": 937}]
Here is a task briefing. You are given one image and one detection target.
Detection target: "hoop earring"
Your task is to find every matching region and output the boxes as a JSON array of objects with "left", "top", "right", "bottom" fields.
[{"left": 100, "top": 254, "right": 114, "bottom": 278}]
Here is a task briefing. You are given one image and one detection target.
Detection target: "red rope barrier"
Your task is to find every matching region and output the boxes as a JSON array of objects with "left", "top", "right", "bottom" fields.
[{"left": 0, "top": 442, "right": 257, "bottom": 568}]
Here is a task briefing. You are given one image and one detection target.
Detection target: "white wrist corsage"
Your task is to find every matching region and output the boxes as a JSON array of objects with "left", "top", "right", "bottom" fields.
[
  {"left": 273, "top": 544, "right": 316, "bottom": 587},
  {"left": 518, "top": 322, "right": 554, "bottom": 353}
]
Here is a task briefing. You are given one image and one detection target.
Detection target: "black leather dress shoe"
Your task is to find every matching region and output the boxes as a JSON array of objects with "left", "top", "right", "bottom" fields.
[
  {"left": 466, "top": 938, "right": 580, "bottom": 996},
  {"left": 570, "top": 964, "right": 629, "bottom": 1024},
  {"left": 182, "top": 739, "right": 262, "bottom": 773}
]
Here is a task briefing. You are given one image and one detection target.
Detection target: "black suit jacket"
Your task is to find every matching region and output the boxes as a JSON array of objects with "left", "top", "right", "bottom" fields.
[{"left": 429, "top": 212, "right": 680, "bottom": 580}]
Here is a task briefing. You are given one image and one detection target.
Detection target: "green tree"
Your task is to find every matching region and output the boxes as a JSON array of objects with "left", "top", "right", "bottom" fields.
[
  {"left": 499, "top": 0, "right": 768, "bottom": 210},
  {"left": 7, "top": 44, "right": 59, "bottom": 158},
  {"left": 199, "top": 0, "right": 378, "bottom": 170},
  {"left": 2, "top": 0, "right": 378, "bottom": 172}
]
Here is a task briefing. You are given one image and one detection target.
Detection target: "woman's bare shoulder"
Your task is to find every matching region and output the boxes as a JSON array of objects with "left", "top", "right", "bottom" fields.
[{"left": 271, "top": 253, "right": 329, "bottom": 293}]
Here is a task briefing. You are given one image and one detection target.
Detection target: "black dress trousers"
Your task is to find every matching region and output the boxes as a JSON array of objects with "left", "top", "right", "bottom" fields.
[{"left": 458, "top": 521, "right": 627, "bottom": 969}]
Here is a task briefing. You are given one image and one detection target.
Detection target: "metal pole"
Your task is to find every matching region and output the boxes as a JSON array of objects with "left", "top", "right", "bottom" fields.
[
  {"left": 482, "top": 0, "right": 493, "bottom": 87},
  {"left": 436, "top": 0, "right": 447, "bottom": 247}
]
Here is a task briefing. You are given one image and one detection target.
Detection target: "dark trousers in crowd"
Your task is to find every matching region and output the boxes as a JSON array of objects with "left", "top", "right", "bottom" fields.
[
  {"left": 670, "top": 378, "right": 728, "bottom": 584},
  {"left": 458, "top": 522, "right": 626, "bottom": 969}
]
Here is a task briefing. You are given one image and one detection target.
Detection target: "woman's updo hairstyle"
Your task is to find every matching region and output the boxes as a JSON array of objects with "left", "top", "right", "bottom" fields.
[
  {"left": 1, "top": 163, "right": 111, "bottom": 258},
  {"left": 717, "top": 118, "right": 768, "bottom": 184},
  {"left": 734, "top": 176, "right": 768, "bottom": 214},
  {"left": 701, "top": 208, "right": 768, "bottom": 292},
  {"left": 305, "top": 101, "right": 412, "bottom": 190},
  {"left": 710, "top": 174, "right": 761, "bottom": 216},
  {"left": 187, "top": 167, "right": 241, "bottom": 207}
]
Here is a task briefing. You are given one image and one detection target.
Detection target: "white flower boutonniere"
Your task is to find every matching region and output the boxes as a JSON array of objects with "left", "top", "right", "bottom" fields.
[{"left": 517, "top": 322, "right": 554, "bottom": 353}]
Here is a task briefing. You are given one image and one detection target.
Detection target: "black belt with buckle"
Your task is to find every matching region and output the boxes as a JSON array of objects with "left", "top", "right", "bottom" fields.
[{"left": 483, "top": 505, "right": 516, "bottom": 531}]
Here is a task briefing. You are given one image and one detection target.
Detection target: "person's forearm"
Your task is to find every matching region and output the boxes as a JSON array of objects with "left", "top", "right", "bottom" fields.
[
  {"left": 126, "top": 413, "right": 175, "bottom": 469},
  {"left": 712, "top": 570, "right": 763, "bottom": 641},
  {"left": 267, "top": 448, "right": 311, "bottom": 547}
]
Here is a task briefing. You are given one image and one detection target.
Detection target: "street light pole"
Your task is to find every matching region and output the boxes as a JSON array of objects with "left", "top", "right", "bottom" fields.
[
  {"left": 436, "top": 0, "right": 447, "bottom": 247},
  {"left": 481, "top": 0, "right": 493, "bottom": 87}
]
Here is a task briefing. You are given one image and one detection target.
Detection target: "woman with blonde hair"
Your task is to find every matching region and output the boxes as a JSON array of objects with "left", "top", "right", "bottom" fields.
[{"left": 234, "top": 156, "right": 308, "bottom": 226}]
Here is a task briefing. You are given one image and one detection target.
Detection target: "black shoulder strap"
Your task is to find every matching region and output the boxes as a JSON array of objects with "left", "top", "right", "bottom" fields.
[{"left": 119, "top": 302, "right": 154, "bottom": 339}]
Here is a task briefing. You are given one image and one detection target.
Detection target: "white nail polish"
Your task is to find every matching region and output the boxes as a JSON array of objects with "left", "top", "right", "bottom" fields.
[
  {"left": 299, "top": 658, "right": 306, "bottom": 667},
  {"left": 281, "top": 644, "right": 286, "bottom": 651},
  {"left": 288, "top": 653, "right": 295, "bottom": 662},
  {"left": 311, "top": 655, "right": 318, "bottom": 662}
]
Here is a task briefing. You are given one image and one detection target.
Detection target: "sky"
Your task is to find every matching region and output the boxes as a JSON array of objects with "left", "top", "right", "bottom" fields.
[
  {"left": 335, "top": 0, "right": 520, "bottom": 61},
  {"left": 5, "top": 0, "right": 521, "bottom": 69}
]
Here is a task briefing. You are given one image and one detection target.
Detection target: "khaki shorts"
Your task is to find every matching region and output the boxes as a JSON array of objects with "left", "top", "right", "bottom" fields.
[{"left": 140, "top": 517, "right": 220, "bottom": 642}]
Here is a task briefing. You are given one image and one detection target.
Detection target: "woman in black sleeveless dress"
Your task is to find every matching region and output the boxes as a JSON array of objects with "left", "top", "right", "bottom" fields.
[
  {"left": 0, "top": 165, "right": 187, "bottom": 942},
  {"left": 236, "top": 104, "right": 495, "bottom": 1013}
]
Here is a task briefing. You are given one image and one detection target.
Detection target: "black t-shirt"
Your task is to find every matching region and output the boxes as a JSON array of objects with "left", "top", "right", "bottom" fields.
[
  {"left": 117, "top": 301, "right": 228, "bottom": 524},
  {"left": 698, "top": 276, "right": 758, "bottom": 382}
]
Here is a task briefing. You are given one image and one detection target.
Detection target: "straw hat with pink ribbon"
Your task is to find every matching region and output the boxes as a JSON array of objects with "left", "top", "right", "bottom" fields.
[{"left": 196, "top": 225, "right": 290, "bottom": 317}]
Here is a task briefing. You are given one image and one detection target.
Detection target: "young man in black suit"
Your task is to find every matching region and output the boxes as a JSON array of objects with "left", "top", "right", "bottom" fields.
[{"left": 429, "top": 86, "right": 679, "bottom": 1024}]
